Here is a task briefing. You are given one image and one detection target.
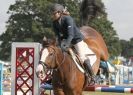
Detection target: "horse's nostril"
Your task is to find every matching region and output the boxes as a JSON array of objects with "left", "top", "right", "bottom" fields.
[{"left": 39, "top": 61, "right": 44, "bottom": 64}]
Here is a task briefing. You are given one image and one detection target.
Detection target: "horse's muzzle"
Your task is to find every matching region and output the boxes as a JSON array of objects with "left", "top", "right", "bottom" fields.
[{"left": 39, "top": 61, "right": 48, "bottom": 72}]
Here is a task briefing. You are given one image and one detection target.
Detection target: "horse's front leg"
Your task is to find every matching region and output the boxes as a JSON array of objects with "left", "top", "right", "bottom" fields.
[
  {"left": 65, "top": 89, "right": 82, "bottom": 95},
  {"left": 52, "top": 72, "right": 65, "bottom": 95},
  {"left": 53, "top": 88, "right": 65, "bottom": 95}
]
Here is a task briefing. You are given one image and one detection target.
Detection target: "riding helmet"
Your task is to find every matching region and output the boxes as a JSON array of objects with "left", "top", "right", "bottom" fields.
[{"left": 51, "top": 3, "right": 64, "bottom": 13}]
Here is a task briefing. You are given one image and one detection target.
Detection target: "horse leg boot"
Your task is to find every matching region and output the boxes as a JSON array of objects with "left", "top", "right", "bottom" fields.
[{"left": 84, "top": 59, "right": 95, "bottom": 85}]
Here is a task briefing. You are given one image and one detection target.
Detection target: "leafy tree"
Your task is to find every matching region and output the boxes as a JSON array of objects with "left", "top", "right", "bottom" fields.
[
  {"left": 0, "top": 0, "right": 80, "bottom": 61},
  {"left": 80, "top": 0, "right": 121, "bottom": 57},
  {"left": 80, "top": 0, "right": 106, "bottom": 25},
  {"left": 89, "top": 16, "right": 121, "bottom": 57},
  {"left": 121, "top": 38, "right": 133, "bottom": 58},
  {"left": 0, "top": 0, "right": 121, "bottom": 61}
]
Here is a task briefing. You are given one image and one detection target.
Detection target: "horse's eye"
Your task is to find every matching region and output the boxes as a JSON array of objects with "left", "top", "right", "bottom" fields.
[{"left": 49, "top": 53, "right": 53, "bottom": 56}]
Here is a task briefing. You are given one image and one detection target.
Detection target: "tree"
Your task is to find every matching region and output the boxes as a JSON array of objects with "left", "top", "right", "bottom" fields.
[
  {"left": 0, "top": 0, "right": 51, "bottom": 60},
  {"left": 80, "top": 0, "right": 105, "bottom": 25},
  {"left": 89, "top": 16, "right": 121, "bottom": 57},
  {"left": 0, "top": 0, "right": 80, "bottom": 61},
  {"left": 0, "top": 0, "right": 121, "bottom": 60},
  {"left": 121, "top": 38, "right": 133, "bottom": 58},
  {"left": 80, "top": 0, "right": 121, "bottom": 57}
]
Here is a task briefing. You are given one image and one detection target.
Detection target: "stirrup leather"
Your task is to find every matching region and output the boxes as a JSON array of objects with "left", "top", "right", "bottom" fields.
[{"left": 68, "top": 48, "right": 85, "bottom": 73}]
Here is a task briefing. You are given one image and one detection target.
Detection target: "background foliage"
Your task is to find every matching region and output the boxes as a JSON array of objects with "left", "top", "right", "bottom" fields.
[{"left": 0, "top": 0, "right": 132, "bottom": 61}]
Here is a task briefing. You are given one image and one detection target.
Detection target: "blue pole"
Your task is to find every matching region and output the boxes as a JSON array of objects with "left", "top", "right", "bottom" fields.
[
  {"left": 132, "top": 66, "right": 133, "bottom": 82},
  {"left": 0, "top": 63, "right": 3, "bottom": 95}
]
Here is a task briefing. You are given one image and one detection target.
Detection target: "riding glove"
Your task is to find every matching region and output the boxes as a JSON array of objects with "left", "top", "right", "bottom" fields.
[{"left": 61, "top": 39, "right": 70, "bottom": 52}]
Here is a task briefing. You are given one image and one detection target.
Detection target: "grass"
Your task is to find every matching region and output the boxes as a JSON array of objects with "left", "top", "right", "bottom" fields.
[
  {"left": 83, "top": 92, "right": 133, "bottom": 95},
  {"left": 45, "top": 91, "right": 133, "bottom": 95}
]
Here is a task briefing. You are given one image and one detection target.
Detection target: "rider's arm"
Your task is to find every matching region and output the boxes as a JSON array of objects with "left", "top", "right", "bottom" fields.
[
  {"left": 65, "top": 16, "right": 74, "bottom": 44},
  {"left": 52, "top": 22, "right": 61, "bottom": 46}
]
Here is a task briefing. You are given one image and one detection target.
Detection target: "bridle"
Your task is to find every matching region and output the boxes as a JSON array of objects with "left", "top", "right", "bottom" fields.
[
  {"left": 52, "top": 47, "right": 66, "bottom": 71},
  {"left": 39, "top": 46, "right": 66, "bottom": 75},
  {"left": 49, "top": 46, "right": 65, "bottom": 69}
]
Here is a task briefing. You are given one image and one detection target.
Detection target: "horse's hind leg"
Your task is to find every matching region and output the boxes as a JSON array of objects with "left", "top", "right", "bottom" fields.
[{"left": 92, "top": 53, "right": 101, "bottom": 75}]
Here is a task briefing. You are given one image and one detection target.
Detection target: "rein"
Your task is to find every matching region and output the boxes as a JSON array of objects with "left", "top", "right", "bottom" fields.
[
  {"left": 48, "top": 46, "right": 66, "bottom": 70},
  {"left": 39, "top": 46, "right": 66, "bottom": 84}
]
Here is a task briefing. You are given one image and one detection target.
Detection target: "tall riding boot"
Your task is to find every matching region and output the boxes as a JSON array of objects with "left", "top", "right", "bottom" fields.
[{"left": 84, "top": 59, "right": 95, "bottom": 85}]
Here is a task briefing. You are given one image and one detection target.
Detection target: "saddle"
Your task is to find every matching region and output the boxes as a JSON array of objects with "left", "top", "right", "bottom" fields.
[
  {"left": 68, "top": 45, "right": 96, "bottom": 73},
  {"left": 68, "top": 48, "right": 85, "bottom": 73},
  {"left": 68, "top": 47, "right": 96, "bottom": 86}
]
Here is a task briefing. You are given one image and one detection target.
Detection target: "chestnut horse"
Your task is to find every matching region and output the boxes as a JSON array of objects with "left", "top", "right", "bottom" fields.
[{"left": 36, "top": 26, "right": 109, "bottom": 95}]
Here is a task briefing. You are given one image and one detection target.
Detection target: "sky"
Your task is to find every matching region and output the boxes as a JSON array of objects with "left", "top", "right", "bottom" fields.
[
  {"left": 0, "top": 0, "right": 15, "bottom": 35},
  {"left": 103, "top": 0, "right": 133, "bottom": 41},
  {"left": 0, "top": 0, "right": 133, "bottom": 41}
]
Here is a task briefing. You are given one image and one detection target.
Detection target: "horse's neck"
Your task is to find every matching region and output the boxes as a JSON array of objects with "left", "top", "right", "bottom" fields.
[{"left": 55, "top": 47, "right": 77, "bottom": 69}]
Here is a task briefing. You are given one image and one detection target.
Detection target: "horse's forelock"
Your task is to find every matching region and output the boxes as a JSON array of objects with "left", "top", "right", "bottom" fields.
[{"left": 42, "top": 38, "right": 56, "bottom": 47}]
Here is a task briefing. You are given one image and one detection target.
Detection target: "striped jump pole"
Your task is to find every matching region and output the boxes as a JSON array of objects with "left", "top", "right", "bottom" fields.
[
  {"left": 84, "top": 85, "right": 133, "bottom": 93},
  {"left": 42, "top": 84, "right": 133, "bottom": 93}
]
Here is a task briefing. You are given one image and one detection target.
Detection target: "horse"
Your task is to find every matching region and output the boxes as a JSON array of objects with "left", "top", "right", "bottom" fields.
[{"left": 36, "top": 26, "right": 109, "bottom": 95}]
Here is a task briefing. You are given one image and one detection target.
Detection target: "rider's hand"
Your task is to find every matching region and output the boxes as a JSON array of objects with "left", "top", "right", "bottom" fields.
[{"left": 61, "top": 39, "right": 70, "bottom": 52}]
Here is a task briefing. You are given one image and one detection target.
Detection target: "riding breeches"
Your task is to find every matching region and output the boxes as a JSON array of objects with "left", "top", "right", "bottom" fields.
[{"left": 74, "top": 40, "right": 97, "bottom": 66}]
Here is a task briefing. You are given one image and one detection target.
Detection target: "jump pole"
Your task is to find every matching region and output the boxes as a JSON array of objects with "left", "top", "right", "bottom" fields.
[
  {"left": 84, "top": 85, "right": 133, "bottom": 93},
  {"left": 0, "top": 63, "right": 3, "bottom": 95},
  {"left": 11, "top": 42, "right": 41, "bottom": 95},
  {"left": 43, "top": 84, "right": 133, "bottom": 93}
]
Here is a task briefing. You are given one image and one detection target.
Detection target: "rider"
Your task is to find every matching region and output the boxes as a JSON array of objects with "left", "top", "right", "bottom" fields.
[{"left": 50, "top": 3, "right": 95, "bottom": 83}]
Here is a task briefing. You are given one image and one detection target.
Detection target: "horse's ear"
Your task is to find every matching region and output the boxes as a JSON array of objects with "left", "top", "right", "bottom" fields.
[
  {"left": 42, "top": 36, "right": 56, "bottom": 47},
  {"left": 42, "top": 36, "right": 49, "bottom": 47}
]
